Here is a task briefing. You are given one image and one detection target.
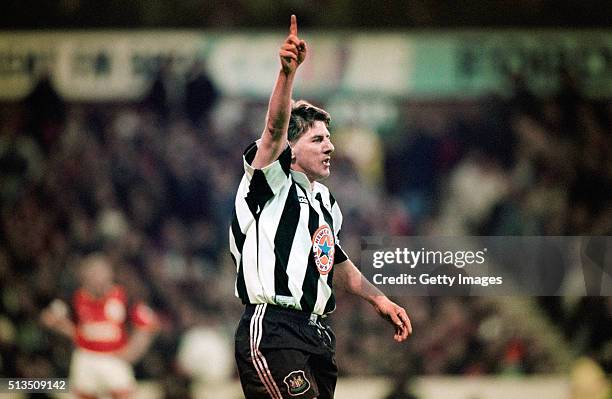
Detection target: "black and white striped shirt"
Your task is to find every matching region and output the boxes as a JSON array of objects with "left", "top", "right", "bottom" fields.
[{"left": 229, "top": 141, "right": 348, "bottom": 315}]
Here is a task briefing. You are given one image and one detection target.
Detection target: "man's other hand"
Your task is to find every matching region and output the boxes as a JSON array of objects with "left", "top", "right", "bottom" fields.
[{"left": 373, "top": 296, "right": 413, "bottom": 342}]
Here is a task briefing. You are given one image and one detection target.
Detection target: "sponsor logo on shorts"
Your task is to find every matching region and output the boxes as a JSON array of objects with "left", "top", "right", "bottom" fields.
[
  {"left": 312, "top": 225, "right": 335, "bottom": 275},
  {"left": 283, "top": 370, "right": 310, "bottom": 396}
]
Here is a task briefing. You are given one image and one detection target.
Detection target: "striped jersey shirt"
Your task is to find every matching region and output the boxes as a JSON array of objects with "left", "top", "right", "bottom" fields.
[{"left": 229, "top": 141, "right": 348, "bottom": 315}]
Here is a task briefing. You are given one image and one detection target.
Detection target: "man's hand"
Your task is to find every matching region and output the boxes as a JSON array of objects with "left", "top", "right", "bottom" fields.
[
  {"left": 116, "top": 329, "right": 157, "bottom": 364},
  {"left": 334, "top": 259, "right": 413, "bottom": 342},
  {"left": 280, "top": 14, "right": 307, "bottom": 75},
  {"left": 40, "top": 299, "right": 76, "bottom": 340},
  {"left": 372, "top": 296, "right": 412, "bottom": 342}
]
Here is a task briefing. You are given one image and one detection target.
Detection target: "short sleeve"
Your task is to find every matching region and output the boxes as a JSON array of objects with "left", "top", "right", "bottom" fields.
[
  {"left": 335, "top": 242, "right": 348, "bottom": 264},
  {"left": 243, "top": 141, "right": 292, "bottom": 193},
  {"left": 242, "top": 142, "right": 292, "bottom": 213},
  {"left": 330, "top": 193, "right": 349, "bottom": 264},
  {"left": 130, "top": 302, "right": 158, "bottom": 331}
]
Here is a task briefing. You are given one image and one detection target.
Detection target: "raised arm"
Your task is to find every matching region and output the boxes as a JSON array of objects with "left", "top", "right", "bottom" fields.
[
  {"left": 252, "top": 14, "right": 307, "bottom": 169},
  {"left": 334, "top": 259, "right": 413, "bottom": 342}
]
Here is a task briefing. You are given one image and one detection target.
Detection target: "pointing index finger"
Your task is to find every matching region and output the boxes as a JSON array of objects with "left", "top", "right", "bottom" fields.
[{"left": 290, "top": 14, "right": 297, "bottom": 36}]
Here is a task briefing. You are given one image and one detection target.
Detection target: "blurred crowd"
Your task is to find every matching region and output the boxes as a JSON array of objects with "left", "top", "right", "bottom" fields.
[{"left": 0, "top": 60, "right": 610, "bottom": 397}]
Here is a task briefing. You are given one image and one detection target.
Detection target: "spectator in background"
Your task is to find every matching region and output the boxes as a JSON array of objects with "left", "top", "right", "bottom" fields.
[
  {"left": 176, "top": 310, "right": 233, "bottom": 396},
  {"left": 143, "top": 58, "right": 171, "bottom": 122},
  {"left": 0, "top": 123, "right": 44, "bottom": 204},
  {"left": 383, "top": 363, "right": 420, "bottom": 399},
  {"left": 40, "top": 253, "right": 158, "bottom": 399},
  {"left": 23, "top": 69, "right": 66, "bottom": 154},
  {"left": 184, "top": 59, "right": 219, "bottom": 128},
  {"left": 384, "top": 116, "right": 444, "bottom": 226}
]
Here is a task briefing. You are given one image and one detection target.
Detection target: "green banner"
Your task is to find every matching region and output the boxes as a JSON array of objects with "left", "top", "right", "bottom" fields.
[{"left": 0, "top": 30, "right": 610, "bottom": 100}]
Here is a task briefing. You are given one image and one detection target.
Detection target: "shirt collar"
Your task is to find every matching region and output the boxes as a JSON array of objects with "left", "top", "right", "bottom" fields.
[{"left": 290, "top": 169, "right": 317, "bottom": 192}]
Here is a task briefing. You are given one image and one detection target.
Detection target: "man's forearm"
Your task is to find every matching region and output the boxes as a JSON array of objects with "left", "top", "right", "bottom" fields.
[
  {"left": 40, "top": 306, "right": 76, "bottom": 341},
  {"left": 252, "top": 16, "right": 305, "bottom": 169},
  {"left": 334, "top": 259, "right": 385, "bottom": 305},
  {"left": 54, "top": 319, "right": 76, "bottom": 340},
  {"left": 265, "top": 70, "right": 295, "bottom": 140},
  {"left": 118, "top": 329, "right": 155, "bottom": 364}
]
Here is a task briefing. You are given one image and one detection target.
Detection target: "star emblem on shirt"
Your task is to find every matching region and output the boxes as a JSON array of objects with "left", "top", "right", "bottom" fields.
[{"left": 318, "top": 239, "right": 332, "bottom": 257}]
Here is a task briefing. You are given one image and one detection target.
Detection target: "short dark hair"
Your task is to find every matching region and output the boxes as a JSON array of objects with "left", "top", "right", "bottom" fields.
[{"left": 288, "top": 100, "right": 331, "bottom": 143}]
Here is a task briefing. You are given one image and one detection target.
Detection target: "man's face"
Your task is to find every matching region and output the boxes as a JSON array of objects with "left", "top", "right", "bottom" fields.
[
  {"left": 290, "top": 120, "right": 334, "bottom": 182},
  {"left": 81, "top": 257, "right": 114, "bottom": 296}
]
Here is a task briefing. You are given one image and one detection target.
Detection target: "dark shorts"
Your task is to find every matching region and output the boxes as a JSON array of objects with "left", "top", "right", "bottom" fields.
[{"left": 235, "top": 303, "right": 338, "bottom": 399}]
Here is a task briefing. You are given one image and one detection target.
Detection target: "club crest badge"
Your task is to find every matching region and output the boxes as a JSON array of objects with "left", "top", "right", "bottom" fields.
[
  {"left": 283, "top": 370, "right": 311, "bottom": 396},
  {"left": 312, "top": 225, "right": 335, "bottom": 275}
]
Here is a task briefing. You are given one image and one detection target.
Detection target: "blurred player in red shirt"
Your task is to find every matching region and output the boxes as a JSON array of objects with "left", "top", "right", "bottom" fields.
[{"left": 41, "top": 253, "right": 158, "bottom": 399}]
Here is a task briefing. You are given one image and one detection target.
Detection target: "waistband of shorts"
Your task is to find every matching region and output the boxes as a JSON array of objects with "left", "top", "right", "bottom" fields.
[{"left": 245, "top": 303, "right": 326, "bottom": 323}]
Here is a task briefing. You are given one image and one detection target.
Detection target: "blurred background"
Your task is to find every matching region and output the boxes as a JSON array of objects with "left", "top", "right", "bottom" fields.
[{"left": 0, "top": 1, "right": 611, "bottom": 398}]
